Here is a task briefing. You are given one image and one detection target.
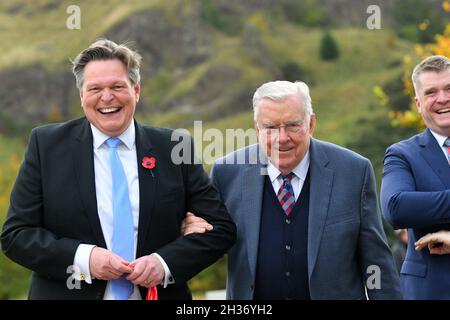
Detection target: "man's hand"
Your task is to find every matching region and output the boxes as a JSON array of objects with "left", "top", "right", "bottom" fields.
[
  {"left": 89, "top": 247, "right": 133, "bottom": 280},
  {"left": 127, "top": 254, "right": 164, "bottom": 288},
  {"left": 415, "top": 231, "right": 450, "bottom": 255},
  {"left": 181, "top": 212, "right": 213, "bottom": 236}
]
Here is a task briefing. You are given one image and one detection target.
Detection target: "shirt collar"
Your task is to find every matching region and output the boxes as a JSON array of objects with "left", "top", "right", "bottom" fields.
[
  {"left": 90, "top": 121, "right": 135, "bottom": 150},
  {"left": 429, "top": 129, "right": 448, "bottom": 147},
  {"left": 267, "top": 150, "right": 310, "bottom": 183}
]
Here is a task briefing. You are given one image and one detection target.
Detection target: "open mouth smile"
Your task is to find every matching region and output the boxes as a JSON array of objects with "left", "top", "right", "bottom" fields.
[
  {"left": 98, "top": 107, "right": 121, "bottom": 115},
  {"left": 436, "top": 108, "right": 450, "bottom": 114}
]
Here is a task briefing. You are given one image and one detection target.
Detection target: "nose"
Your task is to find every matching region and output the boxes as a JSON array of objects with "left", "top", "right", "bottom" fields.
[
  {"left": 100, "top": 88, "right": 113, "bottom": 102},
  {"left": 278, "top": 127, "right": 290, "bottom": 144},
  {"left": 436, "top": 89, "right": 450, "bottom": 104}
]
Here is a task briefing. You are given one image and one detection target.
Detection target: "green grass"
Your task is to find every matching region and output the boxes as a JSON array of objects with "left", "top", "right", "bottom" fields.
[
  {"left": 0, "top": 135, "right": 24, "bottom": 164},
  {"left": 0, "top": 0, "right": 173, "bottom": 70},
  {"left": 0, "top": 135, "right": 29, "bottom": 299}
]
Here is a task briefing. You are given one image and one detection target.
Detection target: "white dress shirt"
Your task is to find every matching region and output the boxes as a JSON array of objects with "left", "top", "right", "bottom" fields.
[
  {"left": 430, "top": 130, "right": 450, "bottom": 161},
  {"left": 267, "top": 151, "right": 310, "bottom": 201},
  {"left": 73, "top": 121, "right": 172, "bottom": 300}
]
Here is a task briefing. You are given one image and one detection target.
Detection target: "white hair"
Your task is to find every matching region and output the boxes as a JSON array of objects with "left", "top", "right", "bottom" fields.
[{"left": 252, "top": 80, "right": 314, "bottom": 124}]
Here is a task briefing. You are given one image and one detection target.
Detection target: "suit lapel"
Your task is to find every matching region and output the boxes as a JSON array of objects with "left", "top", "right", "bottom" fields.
[
  {"left": 73, "top": 118, "right": 107, "bottom": 248},
  {"left": 135, "top": 121, "right": 158, "bottom": 257},
  {"left": 239, "top": 145, "right": 267, "bottom": 282},
  {"left": 307, "top": 139, "right": 334, "bottom": 279},
  {"left": 418, "top": 129, "right": 450, "bottom": 189},
  {"left": 242, "top": 163, "right": 265, "bottom": 282}
]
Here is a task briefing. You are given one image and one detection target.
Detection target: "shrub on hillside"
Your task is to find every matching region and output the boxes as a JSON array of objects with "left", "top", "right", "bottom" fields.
[{"left": 320, "top": 32, "right": 339, "bottom": 61}]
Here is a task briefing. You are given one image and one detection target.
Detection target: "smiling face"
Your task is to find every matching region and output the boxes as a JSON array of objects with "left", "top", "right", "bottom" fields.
[
  {"left": 80, "top": 59, "right": 140, "bottom": 137},
  {"left": 415, "top": 69, "right": 450, "bottom": 137},
  {"left": 256, "top": 94, "right": 316, "bottom": 175}
]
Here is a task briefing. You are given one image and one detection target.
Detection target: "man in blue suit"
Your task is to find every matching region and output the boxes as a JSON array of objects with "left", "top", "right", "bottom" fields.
[
  {"left": 184, "top": 80, "right": 401, "bottom": 299},
  {"left": 381, "top": 55, "right": 450, "bottom": 300}
]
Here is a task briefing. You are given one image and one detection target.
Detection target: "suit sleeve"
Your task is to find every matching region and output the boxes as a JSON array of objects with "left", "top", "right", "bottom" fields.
[
  {"left": 1, "top": 129, "right": 80, "bottom": 280},
  {"left": 358, "top": 160, "right": 402, "bottom": 299},
  {"left": 381, "top": 146, "right": 450, "bottom": 229},
  {"left": 156, "top": 139, "right": 236, "bottom": 283},
  {"left": 210, "top": 162, "right": 222, "bottom": 195}
]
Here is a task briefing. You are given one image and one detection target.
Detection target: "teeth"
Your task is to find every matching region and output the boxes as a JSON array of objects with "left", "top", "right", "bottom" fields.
[{"left": 99, "top": 107, "right": 120, "bottom": 114}]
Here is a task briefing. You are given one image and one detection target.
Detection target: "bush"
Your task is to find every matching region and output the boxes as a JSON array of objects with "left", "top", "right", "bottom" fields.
[
  {"left": 200, "top": 0, "right": 243, "bottom": 36},
  {"left": 281, "top": 61, "right": 315, "bottom": 85},
  {"left": 383, "top": 74, "right": 412, "bottom": 112},
  {"left": 320, "top": 32, "right": 339, "bottom": 61},
  {"left": 280, "top": 0, "right": 325, "bottom": 27},
  {"left": 393, "top": 0, "right": 445, "bottom": 44}
]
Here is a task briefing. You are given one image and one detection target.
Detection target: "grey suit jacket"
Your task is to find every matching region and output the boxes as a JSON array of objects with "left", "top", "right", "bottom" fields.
[{"left": 211, "top": 139, "right": 402, "bottom": 300}]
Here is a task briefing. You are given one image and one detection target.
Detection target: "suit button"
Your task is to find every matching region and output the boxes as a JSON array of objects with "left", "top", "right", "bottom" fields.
[
  {"left": 250, "top": 285, "right": 254, "bottom": 290},
  {"left": 285, "top": 245, "right": 291, "bottom": 251},
  {"left": 285, "top": 271, "right": 290, "bottom": 277},
  {"left": 285, "top": 219, "right": 291, "bottom": 224}
]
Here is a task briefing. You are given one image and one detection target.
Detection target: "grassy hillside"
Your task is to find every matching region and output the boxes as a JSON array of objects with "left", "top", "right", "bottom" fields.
[{"left": 0, "top": 0, "right": 169, "bottom": 70}]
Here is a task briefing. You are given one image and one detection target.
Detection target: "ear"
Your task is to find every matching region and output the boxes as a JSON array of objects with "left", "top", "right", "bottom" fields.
[
  {"left": 415, "top": 96, "right": 422, "bottom": 114},
  {"left": 79, "top": 90, "right": 84, "bottom": 107},
  {"left": 134, "top": 83, "right": 141, "bottom": 102},
  {"left": 309, "top": 114, "right": 316, "bottom": 136},
  {"left": 254, "top": 120, "right": 260, "bottom": 143}
]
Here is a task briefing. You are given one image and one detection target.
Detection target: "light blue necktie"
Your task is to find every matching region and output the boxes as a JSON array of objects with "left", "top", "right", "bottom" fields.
[{"left": 106, "top": 137, "right": 134, "bottom": 300}]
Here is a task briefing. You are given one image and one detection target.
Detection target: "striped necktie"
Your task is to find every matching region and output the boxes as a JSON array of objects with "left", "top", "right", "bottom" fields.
[
  {"left": 277, "top": 173, "right": 296, "bottom": 215},
  {"left": 444, "top": 137, "right": 450, "bottom": 165}
]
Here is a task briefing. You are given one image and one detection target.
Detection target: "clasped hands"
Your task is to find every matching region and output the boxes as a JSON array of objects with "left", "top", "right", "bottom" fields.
[
  {"left": 88, "top": 212, "right": 213, "bottom": 288},
  {"left": 89, "top": 247, "right": 164, "bottom": 288}
]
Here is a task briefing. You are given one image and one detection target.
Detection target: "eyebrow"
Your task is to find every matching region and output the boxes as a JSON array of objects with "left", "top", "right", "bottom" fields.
[
  {"left": 423, "top": 86, "right": 437, "bottom": 92},
  {"left": 262, "top": 120, "right": 303, "bottom": 126}
]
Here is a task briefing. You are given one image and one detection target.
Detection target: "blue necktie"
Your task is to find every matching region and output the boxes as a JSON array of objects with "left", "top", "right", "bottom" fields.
[
  {"left": 444, "top": 138, "right": 450, "bottom": 165},
  {"left": 106, "top": 137, "right": 134, "bottom": 300}
]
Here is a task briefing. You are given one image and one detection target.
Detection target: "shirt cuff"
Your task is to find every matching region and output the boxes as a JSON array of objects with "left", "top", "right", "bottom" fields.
[
  {"left": 152, "top": 253, "right": 175, "bottom": 288},
  {"left": 73, "top": 244, "right": 96, "bottom": 284}
]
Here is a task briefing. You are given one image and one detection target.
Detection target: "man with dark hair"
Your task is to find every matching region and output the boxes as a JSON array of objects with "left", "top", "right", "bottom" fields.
[
  {"left": 1, "top": 39, "right": 236, "bottom": 300},
  {"left": 381, "top": 55, "right": 450, "bottom": 299}
]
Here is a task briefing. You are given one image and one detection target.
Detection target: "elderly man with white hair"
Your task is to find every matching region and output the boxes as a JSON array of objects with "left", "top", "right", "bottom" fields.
[{"left": 184, "top": 80, "right": 402, "bottom": 300}]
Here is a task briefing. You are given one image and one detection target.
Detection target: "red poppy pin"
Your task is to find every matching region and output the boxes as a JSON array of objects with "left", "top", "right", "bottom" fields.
[{"left": 142, "top": 157, "right": 156, "bottom": 177}]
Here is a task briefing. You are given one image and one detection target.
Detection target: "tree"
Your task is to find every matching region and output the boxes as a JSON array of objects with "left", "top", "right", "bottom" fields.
[
  {"left": 381, "top": 2, "right": 450, "bottom": 132},
  {"left": 393, "top": 0, "right": 445, "bottom": 43},
  {"left": 320, "top": 32, "right": 339, "bottom": 61}
]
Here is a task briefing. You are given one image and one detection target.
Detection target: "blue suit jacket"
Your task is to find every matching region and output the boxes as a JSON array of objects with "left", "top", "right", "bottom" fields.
[
  {"left": 381, "top": 129, "right": 450, "bottom": 300},
  {"left": 212, "top": 139, "right": 402, "bottom": 300}
]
